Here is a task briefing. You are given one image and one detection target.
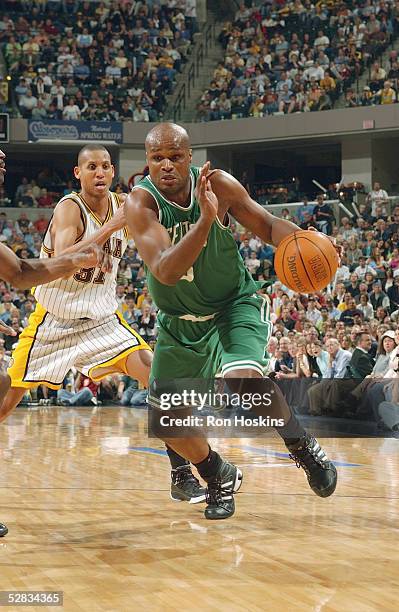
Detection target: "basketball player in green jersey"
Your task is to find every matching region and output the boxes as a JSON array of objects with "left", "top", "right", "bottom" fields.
[{"left": 125, "top": 123, "right": 337, "bottom": 520}]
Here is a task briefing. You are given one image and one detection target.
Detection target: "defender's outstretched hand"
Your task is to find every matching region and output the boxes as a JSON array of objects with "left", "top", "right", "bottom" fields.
[
  {"left": 0, "top": 321, "right": 16, "bottom": 337},
  {"left": 72, "top": 244, "right": 113, "bottom": 273}
]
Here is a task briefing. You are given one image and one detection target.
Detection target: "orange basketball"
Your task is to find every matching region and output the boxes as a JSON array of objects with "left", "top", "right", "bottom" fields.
[{"left": 274, "top": 230, "right": 339, "bottom": 293}]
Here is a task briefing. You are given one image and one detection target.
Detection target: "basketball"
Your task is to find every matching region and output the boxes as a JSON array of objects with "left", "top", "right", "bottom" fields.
[{"left": 274, "top": 230, "right": 339, "bottom": 293}]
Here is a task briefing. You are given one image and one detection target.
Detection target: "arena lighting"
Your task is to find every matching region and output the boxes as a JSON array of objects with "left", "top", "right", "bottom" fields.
[
  {"left": 312, "top": 179, "right": 327, "bottom": 192},
  {"left": 312, "top": 178, "right": 354, "bottom": 218},
  {"left": 338, "top": 201, "right": 354, "bottom": 218}
]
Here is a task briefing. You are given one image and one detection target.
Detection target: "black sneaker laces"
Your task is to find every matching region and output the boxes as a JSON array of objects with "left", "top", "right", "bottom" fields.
[
  {"left": 206, "top": 478, "right": 234, "bottom": 507},
  {"left": 173, "top": 467, "right": 201, "bottom": 491},
  {"left": 206, "top": 478, "right": 223, "bottom": 506},
  {"left": 289, "top": 437, "right": 328, "bottom": 476}
]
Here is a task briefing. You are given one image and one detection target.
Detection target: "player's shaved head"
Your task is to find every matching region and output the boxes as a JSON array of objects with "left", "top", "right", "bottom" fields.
[
  {"left": 77, "top": 144, "right": 111, "bottom": 165},
  {"left": 145, "top": 123, "right": 190, "bottom": 151},
  {"left": 145, "top": 123, "right": 192, "bottom": 196}
]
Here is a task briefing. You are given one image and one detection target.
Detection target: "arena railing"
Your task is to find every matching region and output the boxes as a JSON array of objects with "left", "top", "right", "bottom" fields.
[
  {"left": 266, "top": 196, "right": 399, "bottom": 223},
  {"left": 172, "top": 22, "right": 215, "bottom": 122},
  {"left": 2, "top": 197, "right": 399, "bottom": 225},
  {"left": 264, "top": 199, "right": 340, "bottom": 221},
  {"left": 0, "top": 207, "right": 53, "bottom": 222}
]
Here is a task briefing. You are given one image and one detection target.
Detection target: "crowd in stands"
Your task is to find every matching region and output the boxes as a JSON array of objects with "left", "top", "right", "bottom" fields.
[
  {"left": 198, "top": 0, "right": 399, "bottom": 121},
  {"left": 345, "top": 52, "right": 399, "bottom": 107},
  {"left": 0, "top": 168, "right": 130, "bottom": 208},
  {"left": 1, "top": 0, "right": 197, "bottom": 122},
  {"left": 2, "top": 172, "right": 399, "bottom": 430}
]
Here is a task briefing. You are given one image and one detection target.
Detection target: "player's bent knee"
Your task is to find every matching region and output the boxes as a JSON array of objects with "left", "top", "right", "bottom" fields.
[
  {"left": 126, "top": 349, "right": 152, "bottom": 386},
  {"left": 0, "top": 385, "right": 26, "bottom": 422},
  {"left": 0, "top": 374, "right": 10, "bottom": 404},
  {"left": 138, "top": 349, "right": 153, "bottom": 369}
]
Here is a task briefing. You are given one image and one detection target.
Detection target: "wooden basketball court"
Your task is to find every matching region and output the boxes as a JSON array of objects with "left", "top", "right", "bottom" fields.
[{"left": 1, "top": 406, "right": 398, "bottom": 611}]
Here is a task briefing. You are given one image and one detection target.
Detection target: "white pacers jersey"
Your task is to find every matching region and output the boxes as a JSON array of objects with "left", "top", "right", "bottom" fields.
[{"left": 34, "top": 191, "right": 128, "bottom": 320}]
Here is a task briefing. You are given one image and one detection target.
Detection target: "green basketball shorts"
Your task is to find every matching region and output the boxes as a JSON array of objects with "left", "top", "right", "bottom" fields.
[{"left": 150, "top": 293, "right": 272, "bottom": 381}]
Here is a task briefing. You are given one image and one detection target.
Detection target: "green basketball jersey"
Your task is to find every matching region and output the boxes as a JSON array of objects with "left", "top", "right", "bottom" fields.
[{"left": 135, "top": 166, "right": 258, "bottom": 317}]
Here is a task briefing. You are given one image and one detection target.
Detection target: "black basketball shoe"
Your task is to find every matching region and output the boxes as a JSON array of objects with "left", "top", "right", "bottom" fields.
[
  {"left": 204, "top": 460, "right": 243, "bottom": 520},
  {"left": 171, "top": 465, "right": 207, "bottom": 504},
  {"left": 0, "top": 522, "right": 8, "bottom": 537},
  {"left": 286, "top": 435, "right": 337, "bottom": 498}
]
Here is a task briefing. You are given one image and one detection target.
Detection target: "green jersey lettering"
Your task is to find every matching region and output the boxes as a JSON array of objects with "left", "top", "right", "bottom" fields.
[{"left": 135, "top": 166, "right": 258, "bottom": 316}]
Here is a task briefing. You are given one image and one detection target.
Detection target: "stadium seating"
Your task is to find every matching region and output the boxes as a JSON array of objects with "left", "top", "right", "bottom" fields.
[
  {"left": 198, "top": 0, "right": 397, "bottom": 120},
  {"left": 1, "top": 0, "right": 196, "bottom": 122}
]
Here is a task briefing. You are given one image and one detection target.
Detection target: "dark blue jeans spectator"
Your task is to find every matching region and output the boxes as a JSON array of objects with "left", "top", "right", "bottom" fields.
[{"left": 57, "top": 387, "right": 94, "bottom": 406}]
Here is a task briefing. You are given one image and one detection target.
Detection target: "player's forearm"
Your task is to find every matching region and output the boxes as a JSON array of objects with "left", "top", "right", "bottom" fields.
[
  {"left": 269, "top": 217, "right": 300, "bottom": 247},
  {"left": 57, "top": 223, "right": 117, "bottom": 257},
  {"left": 155, "top": 217, "right": 213, "bottom": 285},
  {"left": 12, "top": 256, "right": 82, "bottom": 289}
]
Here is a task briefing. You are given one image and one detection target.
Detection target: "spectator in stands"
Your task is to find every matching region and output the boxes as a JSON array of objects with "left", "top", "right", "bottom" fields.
[
  {"left": 37, "top": 188, "right": 53, "bottom": 208},
  {"left": 118, "top": 377, "right": 147, "bottom": 407},
  {"left": 0, "top": 299, "right": 13, "bottom": 326},
  {"left": 133, "top": 103, "right": 149, "bottom": 122},
  {"left": 63, "top": 98, "right": 81, "bottom": 120},
  {"left": 307, "top": 338, "right": 352, "bottom": 415},
  {"left": 377, "top": 80, "right": 397, "bottom": 104},
  {"left": 349, "top": 330, "right": 397, "bottom": 415},
  {"left": 17, "top": 188, "right": 37, "bottom": 208},
  {"left": 57, "top": 373, "right": 99, "bottom": 406},
  {"left": 366, "top": 181, "right": 389, "bottom": 216},
  {"left": 136, "top": 304, "right": 156, "bottom": 343},
  {"left": 299, "top": 211, "right": 314, "bottom": 230},
  {"left": 355, "top": 256, "right": 378, "bottom": 280},
  {"left": 358, "top": 293, "right": 374, "bottom": 320},
  {"left": 296, "top": 196, "right": 314, "bottom": 224},
  {"left": 369, "top": 61, "right": 386, "bottom": 92},
  {"left": 370, "top": 281, "right": 390, "bottom": 310},
  {"left": 388, "top": 276, "right": 399, "bottom": 313},
  {"left": 246, "top": 251, "right": 261, "bottom": 279},
  {"left": 311, "top": 340, "right": 329, "bottom": 377},
  {"left": 313, "top": 194, "right": 334, "bottom": 235},
  {"left": 19, "top": 89, "right": 38, "bottom": 117},
  {"left": 306, "top": 297, "right": 322, "bottom": 326}
]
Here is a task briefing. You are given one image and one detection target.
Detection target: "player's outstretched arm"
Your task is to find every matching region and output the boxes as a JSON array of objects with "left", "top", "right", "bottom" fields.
[
  {"left": 0, "top": 242, "right": 109, "bottom": 290},
  {"left": 0, "top": 320, "right": 16, "bottom": 337},
  {"left": 209, "top": 170, "right": 299, "bottom": 247},
  {"left": 125, "top": 169, "right": 215, "bottom": 286},
  {"left": 51, "top": 199, "right": 126, "bottom": 258}
]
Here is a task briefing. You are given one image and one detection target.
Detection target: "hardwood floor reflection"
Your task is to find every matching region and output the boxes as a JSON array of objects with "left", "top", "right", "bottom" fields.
[{"left": 1, "top": 406, "right": 398, "bottom": 611}]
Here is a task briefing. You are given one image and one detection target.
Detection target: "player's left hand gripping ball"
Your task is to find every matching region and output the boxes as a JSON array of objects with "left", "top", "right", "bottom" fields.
[{"left": 308, "top": 226, "right": 342, "bottom": 265}]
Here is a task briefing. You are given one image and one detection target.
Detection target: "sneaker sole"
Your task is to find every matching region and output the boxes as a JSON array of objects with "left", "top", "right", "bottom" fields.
[
  {"left": 311, "top": 466, "right": 338, "bottom": 498},
  {"left": 170, "top": 492, "right": 207, "bottom": 504}
]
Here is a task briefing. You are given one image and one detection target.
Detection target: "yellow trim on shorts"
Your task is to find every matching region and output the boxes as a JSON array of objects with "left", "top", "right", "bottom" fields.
[
  {"left": 88, "top": 311, "right": 151, "bottom": 381},
  {"left": 7, "top": 303, "right": 63, "bottom": 390},
  {"left": 12, "top": 379, "right": 62, "bottom": 391}
]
